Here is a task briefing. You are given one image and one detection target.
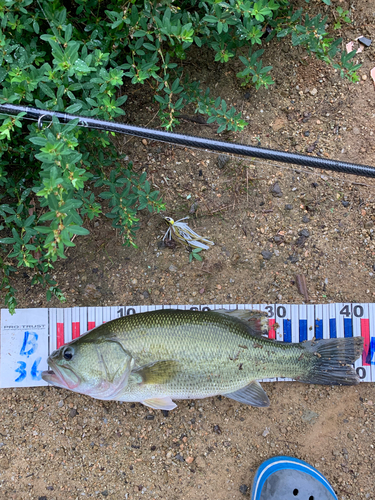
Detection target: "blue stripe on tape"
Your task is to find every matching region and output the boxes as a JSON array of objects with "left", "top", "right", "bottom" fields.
[
  {"left": 299, "top": 319, "right": 307, "bottom": 342},
  {"left": 329, "top": 318, "right": 337, "bottom": 338},
  {"left": 344, "top": 318, "right": 352, "bottom": 337},
  {"left": 315, "top": 319, "right": 323, "bottom": 340},
  {"left": 283, "top": 319, "right": 291, "bottom": 343}
]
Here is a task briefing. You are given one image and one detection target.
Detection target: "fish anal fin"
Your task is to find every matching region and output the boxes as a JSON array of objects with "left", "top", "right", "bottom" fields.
[
  {"left": 223, "top": 381, "right": 270, "bottom": 407},
  {"left": 214, "top": 309, "right": 269, "bottom": 336},
  {"left": 133, "top": 360, "right": 179, "bottom": 385},
  {"left": 142, "top": 397, "right": 177, "bottom": 411}
]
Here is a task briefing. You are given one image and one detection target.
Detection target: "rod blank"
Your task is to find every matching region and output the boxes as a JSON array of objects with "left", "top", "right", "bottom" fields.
[{"left": 1, "top": 103, "right": 374, "bottom": 178}]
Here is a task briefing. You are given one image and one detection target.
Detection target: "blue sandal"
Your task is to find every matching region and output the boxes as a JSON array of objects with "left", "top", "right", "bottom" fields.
[{"left": 251, "top": 456, "right": 338, "bottom": 500}]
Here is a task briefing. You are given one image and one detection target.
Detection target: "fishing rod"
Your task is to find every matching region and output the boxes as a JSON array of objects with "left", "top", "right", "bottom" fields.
[{"left": 1, "top": 103, "right": 375, "bottom": 178}]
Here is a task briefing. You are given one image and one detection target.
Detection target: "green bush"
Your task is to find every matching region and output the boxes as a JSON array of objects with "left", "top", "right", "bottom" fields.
[{"left": 0, "top": 0, "right": 360, "bottom": 312}]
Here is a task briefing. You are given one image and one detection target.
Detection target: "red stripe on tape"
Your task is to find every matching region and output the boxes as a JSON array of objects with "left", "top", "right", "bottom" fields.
[
  {"left": 268, "top": 318, "right": 276, "bottom": 340},
  {"left": 361, "top": 318, "right": 370, "bottom": 366},
  {"left": 57, "top": 323, "right": 64, "bottom": 348},
  {"left": 88, "top": 321, "right": 95, "bottom": 330},
  {"left": 72, "top": 322, "right": 80, "bottom": 340}
]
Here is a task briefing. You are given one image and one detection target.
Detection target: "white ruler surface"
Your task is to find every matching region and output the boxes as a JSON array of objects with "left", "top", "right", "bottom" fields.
[{"left": 1, "top": 303, "right": 374, "bottom": 388}]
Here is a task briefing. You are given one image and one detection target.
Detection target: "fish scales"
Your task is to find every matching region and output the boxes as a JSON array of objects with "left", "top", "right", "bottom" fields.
[
  {"left": 42, "top": 309, "right": 364, "bottom": 410},
  {"left": 99, "top": 310, "right": 305, "bottom": 399}
]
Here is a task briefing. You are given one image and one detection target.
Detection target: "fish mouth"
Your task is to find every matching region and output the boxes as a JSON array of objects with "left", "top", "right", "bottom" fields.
[{"left": 42, "top": 363, "right": 81, "bottom": 390}]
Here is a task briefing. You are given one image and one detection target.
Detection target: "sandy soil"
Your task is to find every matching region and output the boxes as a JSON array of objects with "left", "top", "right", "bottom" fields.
[{"left": 1, "top": 1, "right": 375, "bottom": 499}]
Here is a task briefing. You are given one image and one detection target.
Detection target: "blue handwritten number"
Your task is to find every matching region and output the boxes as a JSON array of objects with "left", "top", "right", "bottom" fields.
[
  {"left": 31, "top": 357, "right": 42, "bottom": 381},
  {"left": 20, "top": 331, "right": 38, "bottom": 358},
  {"left": 15, "top": 361, "right": 27, "bottom": 382}
]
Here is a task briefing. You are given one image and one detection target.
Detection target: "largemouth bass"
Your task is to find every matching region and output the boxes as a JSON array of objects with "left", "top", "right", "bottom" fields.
[{"left": 41, "top": 309, "right": 363, "bottom": 410}]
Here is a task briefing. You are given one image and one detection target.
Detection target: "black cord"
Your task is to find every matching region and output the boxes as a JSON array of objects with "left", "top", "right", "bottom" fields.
[{"left": 1, "top": 103, "right": 374, "bottom": 178}]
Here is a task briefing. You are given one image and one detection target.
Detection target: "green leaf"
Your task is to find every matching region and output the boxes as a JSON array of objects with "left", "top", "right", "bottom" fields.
[
  {"left": 66, "top": 103, "right": 83, "bottom": 113},
  {"left": 35, "top": 226, "right": 54, "bottom": 234},
  {"left": 39, "top": 83, "right": 55, "bottom": 99},
  {"left": 67, "top": 225, "right": 90, "bottom": 235}
]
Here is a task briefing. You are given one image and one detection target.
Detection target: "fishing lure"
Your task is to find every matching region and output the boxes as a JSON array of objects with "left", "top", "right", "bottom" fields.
[{"left": 163, "top": 217, "right": 214, "bottom": 250}]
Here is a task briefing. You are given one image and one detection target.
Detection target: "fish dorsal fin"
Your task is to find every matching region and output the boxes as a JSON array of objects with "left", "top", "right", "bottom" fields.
[
  {"left": 132, "top": 360, "right": 179, "bottom": 385},
  {"left": 223, "top": 381, "right": 270, "bottom": 407},
  {"left": 213, "top": 309, "right": 269, "bottom": 336},
  {"left": 142, "top": 397, "right": 177, "bottom": 411}
]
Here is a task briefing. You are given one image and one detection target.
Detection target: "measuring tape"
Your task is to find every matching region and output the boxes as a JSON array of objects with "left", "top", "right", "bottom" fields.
[{"left": 1, "top": 303, "right": 374, "bottom": 389}]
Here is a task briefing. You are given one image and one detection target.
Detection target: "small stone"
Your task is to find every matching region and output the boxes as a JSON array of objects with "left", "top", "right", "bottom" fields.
[
  {"left": 174, "top": 454, "right": 185, "bottom": 462},
  {"left": 199, "top": 288, "right": 205, "bottom": 294},
  {"left": 362, "top": 74, "right": 367, "bottom": 81},
  {"left": 353, "top": 127, "right": 360, "bottom": 135},
  {"left": 299, "top": 229, "right": 310, "bottom": 238},
  {"left": 364, "top": 221, "right": 374, "bottom": 229},
  {"left": 195, "top": 456, "right": 206, "bottom": 468},
  {"left": 0, "top": 457, "right": 10, "bottom": 469},
  {"left": 131, "top": 278, "right": 138, "bottom": 285},
  {"left": 288, "top": 254, "right": 299, "bottom": 264},
  {"left": 262, "top": 428, "right": 270, "bottom": 437},
  {"left": 303, "top": 131, "right": 310, "bottom": 137},
  {"left": 273, "top": 235, "right": 284, "bottom": 244},
  {"left": 213, "top": 425, "right": 222, "bottom": 434},
  {"left": 145, "top": 415, "right": 154, "bottom": 420},
  {"left": 186, "top": 456, "right": 194, "bottom": 464},
  {"left": 169, "top": 265, "right": 178, "bottom": 272},
  {"left": 310, "top": 88, "right": 318, "bottom": 96},
  {"left": 83, "top": 284, "right": 102, "bottom": 302},
  {"left": 217, "top": 154, "right": 230, "bottom": 169},
  {"left": 261, "top": 250, "right": 273, "bottom": 260},
  {"left": 347, "top": 432, "right": 354, "bottom": 440},
  {"left": 101, "top": 490, "right": 109, "bottom": 497},
  {"left": 142, "top": 139, "right": 148, "bottom": 146},
  {"left": 342, "top": 201, "right": 350, "bottom": 208},
  {"left": 302, "top": 410, "right": 319, "bottom": 423},
  {"left": 301, "top": 193, "right": 314, "bottom": 205},
  {"left": 270, "top": 182, "right": 283, "bottom": 197},
  {"left": 69, "top": 408, "right": 78, "bottom": 418},
  {"left": 302, "top": 216, "right": 310, "bottom": 223},
  {"left": 272, "top": 117, "right": 287, "bottom": 131},
  {"left": 142, "top": 290, "right": 150, "bottom": 299},
  {"left": 58, "top": 400, "right": 64, "bottom": 408},
  {"left": 239, "top": 484, "right": 249, "bottom": 495},
  {"left": 285, "top": 204, "right": 293, "bottom": 210}
]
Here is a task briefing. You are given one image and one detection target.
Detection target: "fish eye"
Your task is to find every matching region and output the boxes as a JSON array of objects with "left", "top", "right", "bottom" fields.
[{"left": 63, "top": 346, "right": 74, "bottom": 361}]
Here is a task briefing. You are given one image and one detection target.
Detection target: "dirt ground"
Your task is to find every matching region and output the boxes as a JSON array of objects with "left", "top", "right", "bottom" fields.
[{"left": 1, "top": 1, "right": 375, "bottom": 499}]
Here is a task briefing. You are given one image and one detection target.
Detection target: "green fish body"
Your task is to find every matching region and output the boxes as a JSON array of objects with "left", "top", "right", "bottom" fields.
[{"left": 42, "top": 309, "right": 363, "bottom": 410}]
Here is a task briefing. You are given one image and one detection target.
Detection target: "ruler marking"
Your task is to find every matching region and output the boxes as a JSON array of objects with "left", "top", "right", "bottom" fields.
[
  {"left": 344, "top": 317, "right": 353, "bottom": 338},
  {"left": 361, "top": 318, "right": 370, "bottom": 366},
  {"left": 56, "top": 309, "right": 64, "bottom": 349}
]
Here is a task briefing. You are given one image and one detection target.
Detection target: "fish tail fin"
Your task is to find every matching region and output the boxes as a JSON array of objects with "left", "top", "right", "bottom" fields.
[{"left": 297, "top": 337, "right": 363, "bottom": 386}]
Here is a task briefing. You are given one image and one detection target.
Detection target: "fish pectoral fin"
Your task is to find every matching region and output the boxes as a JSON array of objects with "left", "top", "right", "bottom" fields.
[
  {"left": 132, "top": 360, "right": 179, "bottom": 385},
  {"left": 214, "top": 309, "right": 269, "bottom": 336},
  {"left": 223, "top": 381, "right": 270, "bottom": 407},
  {"left": 142, "top": 397, "right": 177, "bottom": 411}
]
